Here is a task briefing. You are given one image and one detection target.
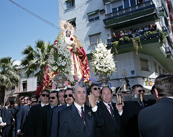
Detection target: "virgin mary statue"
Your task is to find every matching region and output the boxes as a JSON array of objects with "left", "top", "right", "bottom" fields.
[{"left": 40, "top": 20, "right": 91, "bottom": 91}]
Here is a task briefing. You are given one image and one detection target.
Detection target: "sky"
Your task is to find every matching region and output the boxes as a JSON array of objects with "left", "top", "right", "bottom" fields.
[{"left": 0, "top": 0, "right": 59, "bottom": 64}]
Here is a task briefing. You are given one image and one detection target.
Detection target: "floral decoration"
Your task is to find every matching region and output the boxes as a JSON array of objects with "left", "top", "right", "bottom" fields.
[
  {"left": 91, "top": 42, "right": 117, "bottom": 75},
  {"left": 47, "top": 36, "right": 72, "bottom": 75}
]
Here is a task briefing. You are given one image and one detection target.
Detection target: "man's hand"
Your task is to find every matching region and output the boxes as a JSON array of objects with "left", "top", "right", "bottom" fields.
[
  {"left": 116, "top": 103, "right": 124, "bottom": 112},
  {"left": 88, "top": 93, "right": 96, "bottom": 108},
  {"left": 17, "top": 130, "right": 21, "bottom": 135}
]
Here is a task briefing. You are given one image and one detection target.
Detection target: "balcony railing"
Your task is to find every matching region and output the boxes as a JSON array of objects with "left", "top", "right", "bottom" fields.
[{"left": 104, "top": 1, "right": 154, "bottom": 22}]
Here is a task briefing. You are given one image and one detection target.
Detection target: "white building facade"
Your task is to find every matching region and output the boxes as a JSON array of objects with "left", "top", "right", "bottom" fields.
[{"left": 59, "top": 0, "right": 173, "bottom": 91}]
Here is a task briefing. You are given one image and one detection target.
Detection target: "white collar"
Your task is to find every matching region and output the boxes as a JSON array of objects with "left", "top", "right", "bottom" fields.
[
  {"left": 41, "top": 103, "right": 49, "bottom": 107},
  {"left": 74, "top": 102, "right": 84, "bottom": 111},
  {"left": 67, "top": 104, "right": 70, "bottom": 107},
  {"left": 103, "top": 101, "right": 112, "bottom": 107}
]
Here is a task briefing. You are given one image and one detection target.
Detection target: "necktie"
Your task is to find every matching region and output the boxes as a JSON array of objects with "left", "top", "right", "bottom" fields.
[
  {"left": 108, "top": 104, "right": 113, "bottom": 116},
  {"left": 108, "top": 104, "right": 116, "bottom": 121},
  {"left": 81, "top": 106, "right": 86, "bottom": 125}
]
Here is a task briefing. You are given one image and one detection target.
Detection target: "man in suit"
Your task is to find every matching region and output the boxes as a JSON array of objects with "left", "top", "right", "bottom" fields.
[
  {"left": 116, "top": 84, "right": 155, "bottom": 137},
  {"left": 24, "top": 90, "right": 50, "bottom": 137},
  {"left": 51, "top": 88, "right": 74, "bottom": 137},
  {"left": 138, "top": 73, "right": 173, "bottom": 137},
  {"left": 59, "top": 84, "right": 104, "bottom": 137},
  {"left": 45, "top": 91, "right": 59, "bottom": 137},
  {"left": 17, "top": 96, "right": 31, "bottom": 136},
  {"left": 36, "top": 90, "right": 59, "bottom": 137},
  {"left": 1, "top": 102, "right": 13, "bottom": 137},
  {"left": 97, "top": 87, "right": 122, "bottom": 137}
]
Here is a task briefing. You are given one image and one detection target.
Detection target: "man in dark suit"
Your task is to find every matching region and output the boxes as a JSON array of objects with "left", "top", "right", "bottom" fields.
[
  {"left": 97, "top": 87, "right": 122, "bottom": 137},
  {"left": 117, "top": 84, "right": 155, "bottom": 137},
  {"left": 1, "top": 102, "right": 13, "bottom": 137},
  {"left": 17, "top": 96, "right": 31, "bottom": 136},
  {"left": 138, "top": 73, "right": 173, "bottom": 137},
  {"left": 24, "top": 90, "right": 50, "bottom": 137},
  {"left": 46, "top": 91, "right": 59, "bottom": 137},
  {"left": 59, "top": 84, "right": 104, "bottom": 137},
  {"left": 50, "top": 88, "right": 74, "bottom": 137}
]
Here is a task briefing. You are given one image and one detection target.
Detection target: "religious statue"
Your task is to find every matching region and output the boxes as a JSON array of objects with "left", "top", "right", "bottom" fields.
[{"left": 42, "top": 20, "right": 91, "bottom": 90}]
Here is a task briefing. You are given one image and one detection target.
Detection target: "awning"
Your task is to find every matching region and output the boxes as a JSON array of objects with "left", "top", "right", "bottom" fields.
[
  {"left": 87, "top": 10, "right": 99, "bottom": 16},
  {"left": 68, "top": 18, "right": 76, "bottom": 22}
]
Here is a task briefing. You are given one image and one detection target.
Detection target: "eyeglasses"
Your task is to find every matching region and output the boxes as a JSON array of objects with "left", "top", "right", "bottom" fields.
[
  {"left": 93, "top": 87, "right": 100, "bottom": 90},
  {"left": 49, "top": 97, "right": 56, "bottom": 99},
  {"left": 138, "top": 90, "right": 145, "bottom": 93},
  {"left": 64, "top": 94, "right": 73, "bottom": 98},
  {"left": 31, "top": 101, "right": 37, "bottom": 104},
  {"left": 41, "top": 94, "right": 49, "bottom": 97}
]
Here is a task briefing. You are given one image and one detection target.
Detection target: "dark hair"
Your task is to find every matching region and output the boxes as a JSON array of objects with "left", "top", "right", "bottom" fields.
[
  {"left": 100, "top": 87, "right": 112, "bottom": 95},
  {"left": 41, "top": 90, "right": 50, "bottom": 94},
  {"left": 50, "top": 91, "right": 59, "bottom": 98},
  {"left": 65, "top": 88, "right": 73, "bottom": 93},
  {"left": 150, "top": 85, "right": 155, "bottom": 94},
  {"left": 132, "top": 84, "right": 143, "bottom": 91},
  {"left": 155, "top": 73, "right": 173, "bottom": 97},
  {"left": 58, "top": 90, "right": 65, "bottom": 96},
  {"left": 19, "top": 96, "right": 24, "bottom": 100},
  {"left": 88, "top": 84, "right": 99, "bottom": 93},
  {"left": 5, "top": 102, "right": 10, "bottom": 106},
  {"left": 31, "top": 95, "right": 37, "bottom": 99}
]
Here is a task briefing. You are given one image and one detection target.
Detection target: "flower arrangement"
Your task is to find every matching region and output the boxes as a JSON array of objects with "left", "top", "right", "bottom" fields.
[
  {"left": 48, "top": 36, "right": 72, "bottom": 74},
  {"left": 64, "top": 74, "right": 79, "bottom": 87},
  {"left": 91, "top": 42, "right": 117, "bottom": 75}
]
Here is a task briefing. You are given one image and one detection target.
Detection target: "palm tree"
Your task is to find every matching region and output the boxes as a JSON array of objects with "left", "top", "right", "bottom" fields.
[
  {"left": 0, "top": 57, "right": 21, "bottom": 89},
  {"left": 21, "top": 40, "right": 53, "bottom": 83}
]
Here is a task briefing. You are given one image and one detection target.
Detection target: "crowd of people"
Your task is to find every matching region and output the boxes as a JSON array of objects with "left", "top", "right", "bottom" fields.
[
  {"left": 0, "top": 73, "right": 173, "bottom": 137},
  {"left": 107, "top": 23, "right": 157, "bottom": 43}
]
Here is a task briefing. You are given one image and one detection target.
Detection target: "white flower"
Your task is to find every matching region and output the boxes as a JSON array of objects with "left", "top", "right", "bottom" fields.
[{"left": 53, "top": 66, "right": 57, "bottom": 71}]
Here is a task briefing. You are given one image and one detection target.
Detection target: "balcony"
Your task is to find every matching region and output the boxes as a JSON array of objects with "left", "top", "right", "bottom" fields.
[{"left": 103, "top": 1, "right": 159, "bottom": 29}]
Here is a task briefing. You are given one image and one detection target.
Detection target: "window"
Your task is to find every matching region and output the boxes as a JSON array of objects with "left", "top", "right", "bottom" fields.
[
  {"left": 88, "top": 11, "right": 99, "bottom": 22},
  {"left": 66, "top": 0, "right": 75, "bottom": 9},
  {"left": 89, "top": 33, "right": 101, "bottom": 46},
  {"left": 140, "top": 59, "right": 149, "bottom": 71},
  {"left": 118, "top": 6, "right": 123, "bottom": 11},
  {"left": 124, "top": 0, "right": 130, "bottom": 8},
  {"left": 68, "top": 18, "right": 76, "bottom": 27},
  {"left": 130, "top": 0, "right": 136, "bottom": 7},
  {"left": 22, "top": 81, "right": 27, "bottom": 91}
]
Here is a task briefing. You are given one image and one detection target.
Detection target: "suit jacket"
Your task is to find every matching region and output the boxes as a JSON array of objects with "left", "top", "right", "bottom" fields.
[
  {"left": 50, "top": 104, "right": 67, "bottom": 137},
  {"left": 16, "top": 105, "right": 30, "bottom": 132},
  {"left": 59, "top": 103, "right": 104, "bottom": 137},
  {"left": 1, "top": 107, "right": 12, "bottom": 125},
  {"left": 36, "top": 105, "right": 51, "bottom": 137},
  {"left": 120, "top": 100, "right": 155, "bottom": 137},
  {"left": 26, "top": 104, "right": 42, "bottom": 137},
  {"left": 138, "top": 97, "right": 173, "bottom": 137},
  {"left": 96, "top": 101, "right": 122, "bottom": 137}
]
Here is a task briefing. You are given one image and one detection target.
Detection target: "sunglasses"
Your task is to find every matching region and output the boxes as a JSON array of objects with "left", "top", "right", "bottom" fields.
[
  {"left": 64, "top": 94, "right": 73, "bottom": 98},
  {"left": 31, "top": 101, "right": 37, "bottom": 104},
  {"left": 42, "top": 94, "right": 49, "bottom": 97},
  {"left": 93, "top": 87, "right": 100, "bottom": 90},
  {"left": 49, "top": 97, "right": 56, "bottom": 100},
  {"left": 138, "top": 90, "right": 145, "bottom": 93}
]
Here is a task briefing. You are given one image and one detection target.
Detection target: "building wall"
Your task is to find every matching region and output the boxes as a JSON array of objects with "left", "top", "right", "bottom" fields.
[{"left": 59, "top": 0, "right": 110, "bottom": 54}]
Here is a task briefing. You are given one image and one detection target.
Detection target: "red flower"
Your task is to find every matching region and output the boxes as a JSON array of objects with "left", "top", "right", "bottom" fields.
[{"left": 70, "top": 37, "right": 73, "bottom": 41}]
